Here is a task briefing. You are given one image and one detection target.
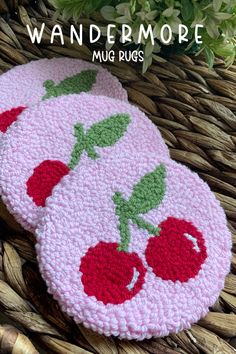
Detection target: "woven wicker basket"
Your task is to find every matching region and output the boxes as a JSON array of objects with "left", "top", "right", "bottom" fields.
[{"left": 0, "top": 1, "right": 236, "bottom": 353}]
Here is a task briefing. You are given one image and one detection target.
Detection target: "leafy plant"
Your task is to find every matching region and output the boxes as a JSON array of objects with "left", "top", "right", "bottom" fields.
[
  {"left": 52, "top": 0, "right": 236, "bottom": 72},
  {"left": 51, "top": 0, "right": 114, "bottom": 18}
]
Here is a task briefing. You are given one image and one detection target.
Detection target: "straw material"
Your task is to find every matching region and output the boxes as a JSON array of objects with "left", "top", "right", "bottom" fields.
[{"left": 0, "top": 0, "right": 236, "bottom": 353}]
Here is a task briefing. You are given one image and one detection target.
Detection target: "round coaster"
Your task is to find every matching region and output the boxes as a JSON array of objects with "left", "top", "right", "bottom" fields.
[
  {"left": 36, "top": 154, "right": 231, "bottom": 340},
  {"left": 0, "top": 94, "right": 169, "bottom": 232},
  {"left": 0, "top": 58, "right": 127, "bottom": 135}
]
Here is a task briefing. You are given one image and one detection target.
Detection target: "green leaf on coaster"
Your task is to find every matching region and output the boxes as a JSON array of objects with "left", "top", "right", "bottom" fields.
[
  {"left": 68, "top": 113, "right": 131, "bottom": 170},
  {"left": 68, "top": 123, "right": 86, "bottom": 170},
  {"left": 126, "top": 164, "right": 166, "bottom": 216},
  {"left": 85, "top": 113, "right": 131, "bottom": 150},
  {"left": 42, "top": 69, "right": 98, "bottom": 100},
  {"left": 113, "top": 165, "right": 166, "bottom": 252}
]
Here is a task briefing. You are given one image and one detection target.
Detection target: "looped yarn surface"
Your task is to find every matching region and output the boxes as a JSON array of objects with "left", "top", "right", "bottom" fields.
[
  {"left": 0, "top": 94, "right": 168, "bottom": 231},
  {"left": 0, "top": 58, "right": 128, "bottom": 135},
  {"left": 36, "top": 153, "right": 231, "bottom": 340}
]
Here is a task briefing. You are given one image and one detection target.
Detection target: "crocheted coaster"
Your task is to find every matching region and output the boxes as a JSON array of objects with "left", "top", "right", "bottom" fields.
[
  {"left": 0, "top": 58, "right": 127, "bottom": 136},
  {"left": 0, "top": 94, "right": 168, "bottom": 232},
  {"left": 36, "top": 154, "right": 231, "bottom": 340}
]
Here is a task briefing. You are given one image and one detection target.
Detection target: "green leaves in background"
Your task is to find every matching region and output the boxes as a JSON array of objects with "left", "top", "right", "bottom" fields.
[
  {"left": 181, "top": 0, "right": 194, "bottom": 22},
  {"left": 52, "top": 0, "right": 114, "bottom": 18},
  {"left": 204, "top": 47, "right": 215, "bottom": 68},
  {"left": 52, "top": 0, "right": 236, "bottom": 71}
]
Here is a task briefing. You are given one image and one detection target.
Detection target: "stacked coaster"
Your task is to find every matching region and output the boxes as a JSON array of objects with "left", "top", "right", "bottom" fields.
[
  {"left": 0, "top": 58, "right": 231, "bottom": 340},
  {"left": 0, "top": 93, "right": 168, "bottom": 231},
  {"left": 0, "top": 57, "right": 127, "bottom": 136},
  {"left": 36, "top": 154, "right": 231, "bottom": 339}
]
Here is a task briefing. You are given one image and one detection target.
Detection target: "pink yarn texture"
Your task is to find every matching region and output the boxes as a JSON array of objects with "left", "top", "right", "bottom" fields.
[
  {"left": 0, "top": 58, "right": 127, "bottom": 136},
  {"left": 36, "top": 154, "right": 231, "bottom": 340},
  {"left": 0, "top": 94, "right": 168, "bottom": 232}
]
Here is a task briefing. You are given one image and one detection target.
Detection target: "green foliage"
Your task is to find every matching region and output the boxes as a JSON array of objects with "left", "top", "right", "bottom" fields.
[
  {"left": 181, "top": 0, "right": 194, "bottom": 22},
  {"left": 53, "top": 0, "right": 236, "bottom": 71},
  {"left": 51, "top": 0, "right": 113, "bottom": 18}
]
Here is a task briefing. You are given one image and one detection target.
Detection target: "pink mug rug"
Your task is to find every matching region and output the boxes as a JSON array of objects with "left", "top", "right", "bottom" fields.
[
  {"left": 36, "top": 154, "right": 231, "bottom": 340},
  {"left": 0, "top": 57, "right": 127, "bottom": 136},
  {"left": 0, "top": 94, "right": 169, "bottom": 232}
]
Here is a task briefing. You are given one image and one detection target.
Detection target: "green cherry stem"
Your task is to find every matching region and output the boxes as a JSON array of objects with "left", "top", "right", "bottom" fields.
[
  {"left": 85, "top": 145, "right": 100, "bottom": 160},
  {"left": 67, "top": 113, "right": 131, "bottom": 170},
  {"left": 131, "top": 216, "right": 160, "bottom": 236},
  {"left": 68, "top": 123, "right": 100, "bottom": 170},
  {"left": 117, "top": 217, "right": 130, "bottom": 252},
  {"left": 113, "top": 193, "right": 129, "bottom": 252},
  {"left": 68, "top": 123, "right": 86, "bottom": 170},
  {"left": 113, "top": 192, "right": 159, "bottom": 253}
]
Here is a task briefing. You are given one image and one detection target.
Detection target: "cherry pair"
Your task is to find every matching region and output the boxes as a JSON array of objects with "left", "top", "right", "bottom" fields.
[
  {"left": 36, "top": 154, "right": 231, "bottom": 339},
  {"left": 0, "top": 58, "right": 231, "bottom": 340},
  {"left": 0, "top": 58, "right": 167, "bottom": 231}
]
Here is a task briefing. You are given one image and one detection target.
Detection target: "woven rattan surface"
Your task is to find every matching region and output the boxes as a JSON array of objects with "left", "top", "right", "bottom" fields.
[{"left": 0, "top": 1, "right": 236, "bottom": 353}]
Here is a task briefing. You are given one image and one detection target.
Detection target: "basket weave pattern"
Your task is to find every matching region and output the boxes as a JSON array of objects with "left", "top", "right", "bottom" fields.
[{"left": 0, "top": 1, "right": 236, "bottom": 353}]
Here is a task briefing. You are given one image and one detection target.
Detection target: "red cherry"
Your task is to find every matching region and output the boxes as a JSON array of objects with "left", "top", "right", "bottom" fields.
[
  {"left": 145, "top": 217, "right": 207, "bottom": 282},
  {"left": 80, "top": 242, "right": 146, "bottom": 305},
  {"left": 26, "top": 160, "right": 70, "bottom": 207},
  {"left": 0, "top": 106, "right": 26, "bottom": 133}
]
